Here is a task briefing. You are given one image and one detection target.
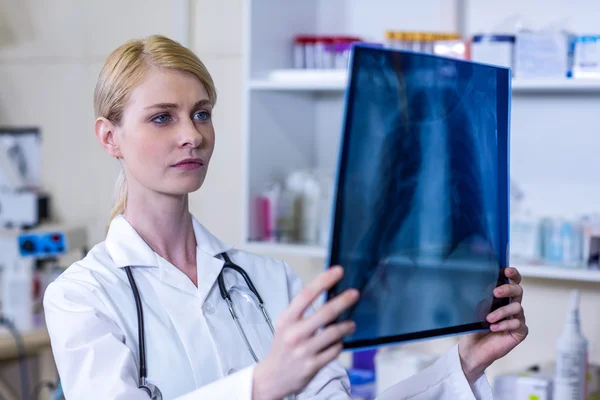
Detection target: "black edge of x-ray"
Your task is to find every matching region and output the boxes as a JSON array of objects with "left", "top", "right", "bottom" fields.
[{"left": 326, "top": 44, "right": 511, "bottom": 350}]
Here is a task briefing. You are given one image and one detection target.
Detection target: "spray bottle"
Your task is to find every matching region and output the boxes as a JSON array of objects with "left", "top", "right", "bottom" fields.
[{"left": 553, "top": 289, "right": 588, "bottom": 400}]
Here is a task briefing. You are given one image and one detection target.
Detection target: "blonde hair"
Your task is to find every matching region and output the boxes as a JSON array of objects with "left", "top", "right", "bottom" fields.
[{"left": 94, "top": 35, "right": 217, "bottom": 230}]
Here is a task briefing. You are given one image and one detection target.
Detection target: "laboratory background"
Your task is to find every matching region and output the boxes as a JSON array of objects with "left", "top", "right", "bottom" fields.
[{"left": 0, "top": 0, "right": 598, "bottom": 399}]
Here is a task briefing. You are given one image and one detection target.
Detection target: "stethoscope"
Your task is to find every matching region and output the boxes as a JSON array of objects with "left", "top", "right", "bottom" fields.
[{"left": 123, "top": 252, "right": 275, "bottom": 400}]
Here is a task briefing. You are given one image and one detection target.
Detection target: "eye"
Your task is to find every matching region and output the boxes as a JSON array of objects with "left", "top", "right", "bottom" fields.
[
  {"left": 151, "top": 113, "right": 172, "bottom": 125},
  {"left": 193, "top": 111, "right": 211, "bottom": 121}
]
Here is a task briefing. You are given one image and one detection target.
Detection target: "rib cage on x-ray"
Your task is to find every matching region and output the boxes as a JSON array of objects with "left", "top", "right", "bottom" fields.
[{"left": 329, "top": 47, "right": 507, "bottom": 345}]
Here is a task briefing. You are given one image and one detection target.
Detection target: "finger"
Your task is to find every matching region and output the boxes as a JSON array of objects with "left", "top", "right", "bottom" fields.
[
  {"left": 281, "top": 266, "right": 345, "bottom": 323},
  {"left": 504, "top": 267, "right": 522, "bottom": 284},
  {"left": 313, "top": 342, "right": 344, "bottom": 373},
  {"left": 490, "top": 317, "right": 525, "bottom": 333},
  {"left": 494, "top": 283, "right": 523, "bottom": 302},
  {"left": 305, "top": 321, "right": 356, "bottom": 354},
  {"left": 296, "top": 289, "right": 359, "bottom": 337},
  {"left": 486, "top": 302, "right": 523, "bottom": 324}
]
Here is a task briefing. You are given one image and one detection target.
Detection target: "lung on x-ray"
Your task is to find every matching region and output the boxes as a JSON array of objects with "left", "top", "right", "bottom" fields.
[{"left": 326, "top": 44, "right": 511, "bottom": 350}]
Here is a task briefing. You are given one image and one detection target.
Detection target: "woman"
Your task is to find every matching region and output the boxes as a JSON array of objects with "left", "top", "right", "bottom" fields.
[{"left": 43, "top": 35, "right": 528, "bottom": 400}]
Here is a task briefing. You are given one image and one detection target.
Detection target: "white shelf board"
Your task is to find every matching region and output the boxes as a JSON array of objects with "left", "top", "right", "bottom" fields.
[
  {"left": 515, "top": 264, "right": 600, "bottom": 283},
  {"left": 243, "top": 241, "right": 328, "bottom": 258},
  {"left": 250, "top": 69, "right": 347, "bottom": 91},
  {"left": 249, "top": 69, "right": 600, "bottom": 93},
  {"left": 512, "top": 78, "right": 600, "bottom": 93},
  {"left": 242, "top": 241, "right": 600, "bottom": 283}
]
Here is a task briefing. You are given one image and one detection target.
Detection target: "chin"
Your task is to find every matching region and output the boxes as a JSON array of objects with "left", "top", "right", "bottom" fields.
[
  {"left": 163, "top": 178, "right": 205, "bottom": 196},
  {"left": 175, "top": 183, "right": 203, "bottom": 195}
]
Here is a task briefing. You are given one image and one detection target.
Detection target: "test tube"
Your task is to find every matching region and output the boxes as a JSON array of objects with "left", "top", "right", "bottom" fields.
[{"left": 385, "top": 30, "right": 395, "bottom": 48}]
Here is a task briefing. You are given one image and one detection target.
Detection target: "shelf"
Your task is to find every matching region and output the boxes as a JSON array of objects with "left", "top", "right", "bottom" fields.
[
  {"left": 515, "top": 264, "right": 600, "bottom": 283},
  {"left": 249, "top": 69, "right": 600, "bottom": 93},
  {"left": 512, "top": 78, "right": 600, "bottom": 93},
  {"left": 250, "top": 69, "right": 347, "bottom": 91},
  {"left": 242, "top": 241, "right": 600, "bottom": 283},
  {"left": 243, "top": 241, "right": 328, "bottom": 258}
]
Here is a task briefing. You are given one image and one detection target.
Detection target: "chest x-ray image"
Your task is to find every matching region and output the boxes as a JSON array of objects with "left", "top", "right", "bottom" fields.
[{"left": 327, "top": 45, "right": 511, "bottom": 349}]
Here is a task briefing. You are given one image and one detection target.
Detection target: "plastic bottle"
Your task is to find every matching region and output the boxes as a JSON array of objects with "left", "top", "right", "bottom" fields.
[
  {"left": 257, "top": 183, "right": 280, "bottom": 242},
  {"left": 553, "top": 289, "right": 588, "bottom": 400},
  {"left": 300, "top": 174, "right": 321, "bottom": 245}
]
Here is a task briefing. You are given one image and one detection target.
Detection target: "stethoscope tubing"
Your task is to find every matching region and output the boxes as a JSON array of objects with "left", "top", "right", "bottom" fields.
[
  {"left": 125, "top": 252, "right": 275, "bottom": 396},
  {"left": 124, "top": 266, "right": 148, "bottom": 386}
]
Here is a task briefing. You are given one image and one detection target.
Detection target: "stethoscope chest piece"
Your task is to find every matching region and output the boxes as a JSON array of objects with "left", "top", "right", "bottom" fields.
[{"left": 140, "top": 382, "right": 162, "bottom": 400}]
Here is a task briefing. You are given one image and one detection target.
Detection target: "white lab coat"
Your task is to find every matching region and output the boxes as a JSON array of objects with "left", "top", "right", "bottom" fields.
[{"left": 43, "top": 215, "right": 493, "bottom": 400}]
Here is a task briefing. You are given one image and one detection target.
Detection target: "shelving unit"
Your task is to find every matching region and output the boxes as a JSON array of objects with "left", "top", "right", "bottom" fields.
[
  {"left": 250, "top": 69, "right": 600, "bottom": 93},
  {"left": 242, "top": 0, "right": 600, "bottom": 284},
  {"left": 512, "top": 78, "right": 600, "bottom": 93},
  {"left": 515, "top": 264, "right": 600, "bottom": 283},
  {"left": 249, "top": 69, "right": 348, "bottom": 91},
  {"left": 244, "top": 239, "right": 600, "bottom": 283},
  {"left": 244, "top": 242, "right": 327, "bottom": 258}
]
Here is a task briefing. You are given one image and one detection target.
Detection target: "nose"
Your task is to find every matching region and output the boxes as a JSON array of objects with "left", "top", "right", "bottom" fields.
[{"left": 178, "top": 119, "right": 203, "bottom": 148}]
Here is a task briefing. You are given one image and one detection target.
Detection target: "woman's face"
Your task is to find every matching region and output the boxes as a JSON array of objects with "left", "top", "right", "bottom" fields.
[{"left": 97, "top": 67, "right": 215, "bottom": 197}]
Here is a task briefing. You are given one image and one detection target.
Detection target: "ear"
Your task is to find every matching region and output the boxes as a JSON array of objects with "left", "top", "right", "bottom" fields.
[{"left": 95, "top": 117, "right": 122, "bottom": 158}]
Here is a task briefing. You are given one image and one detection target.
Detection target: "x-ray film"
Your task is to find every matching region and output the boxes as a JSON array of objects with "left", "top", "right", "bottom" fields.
[{"left": 327, "top": 44, "right": 511, "bottom": 349}]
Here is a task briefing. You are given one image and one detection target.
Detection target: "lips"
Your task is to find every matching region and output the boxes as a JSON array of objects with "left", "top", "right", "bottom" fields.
[
  {"left": 172, "top": 158, "right": 204, "bottom": 167},
  {"left": 172, "top": 158, "right": 205, "bottom": 170}
]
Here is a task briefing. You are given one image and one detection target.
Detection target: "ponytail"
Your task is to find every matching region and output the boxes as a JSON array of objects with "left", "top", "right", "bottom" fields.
[{"left": 106, "top": 169, "right": 127, "bottom": 233}]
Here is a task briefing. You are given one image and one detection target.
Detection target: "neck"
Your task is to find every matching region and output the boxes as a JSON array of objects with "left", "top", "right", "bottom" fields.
[{"left": 123, "top": 184, "right": 197, "bottom": 274}]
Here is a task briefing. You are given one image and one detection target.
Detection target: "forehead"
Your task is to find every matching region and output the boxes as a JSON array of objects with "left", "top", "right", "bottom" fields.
[{"left": 127, "top": 67, "right": 209, "bottom": 109}]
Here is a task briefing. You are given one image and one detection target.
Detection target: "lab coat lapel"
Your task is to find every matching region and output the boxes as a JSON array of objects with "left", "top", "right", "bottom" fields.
[
  {"left": 195, "top": 250, "right": 224, "bottom": 304},
  {"left": 105, "top": 215, "right": 160, "bottom": 268},
  {"left": 155, "top": 257, "right": 199, "bottom": 296},
  {"left": 153, "top": 249, "right": 225, "bottom": 301},
  {"left": 191, "top": 217, "right": 234, "bottom": 304},
  {"left": 105, "top": 214, "right": 234, "bottom": 300}
]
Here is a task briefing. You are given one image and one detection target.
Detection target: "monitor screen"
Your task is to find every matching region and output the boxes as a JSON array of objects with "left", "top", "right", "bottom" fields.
[{"left": 327, "top": 44, "right": 511, "bottom": 350}]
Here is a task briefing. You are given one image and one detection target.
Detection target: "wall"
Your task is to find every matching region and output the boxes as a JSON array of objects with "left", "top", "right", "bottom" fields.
[
  {"left": 0, "top": 0, "right": 195, "bottom": 245},
  {"left": 1, "top": 0, "right": 599, "bottom": 390}
]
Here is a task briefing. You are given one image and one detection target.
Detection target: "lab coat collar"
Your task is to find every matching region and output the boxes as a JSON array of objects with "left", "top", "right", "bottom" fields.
[{"left": 105, "top": 214, "right": 234, "bottom": 269}]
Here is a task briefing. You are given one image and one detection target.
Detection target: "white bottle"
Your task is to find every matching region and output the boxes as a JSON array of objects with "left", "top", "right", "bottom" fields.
[
  {"left": 553, "top": 289, "right": 588, "bottom": 400},
  {"left": 300, "top": 174, "right": 321, "bottom": 245}
]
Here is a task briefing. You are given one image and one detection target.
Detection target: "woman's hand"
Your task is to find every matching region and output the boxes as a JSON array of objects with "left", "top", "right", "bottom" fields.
[
  {"left": 458, "top": 267, "right": 529, "bottom": 383},
  {"left": 252, "top": 266, "right": 359, "bottom": 400}
]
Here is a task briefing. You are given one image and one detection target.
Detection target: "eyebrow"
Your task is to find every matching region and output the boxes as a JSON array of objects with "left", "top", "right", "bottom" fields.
[{"left": 144, "top": 99, "right": 212, "bottom": 110}]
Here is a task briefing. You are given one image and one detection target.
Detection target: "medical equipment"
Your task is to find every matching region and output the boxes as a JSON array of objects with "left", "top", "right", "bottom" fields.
[
  {"left": 0, "top": 191, "right": 49, "bottom": 229},
  {"left": 0, "top": 224, "right": 87, "bottom": 399},
  {"left": 18, "top": 225, "right": 87, "bottom": 258},
  {"left": 0, "top": 126, "right": 50, "bottom": 229},
  {"left": 124, "top": 252, "right": 275, "bottom": 400},
  {"left": 0, "top": 225, "right": 85, "bottom": 331}
]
